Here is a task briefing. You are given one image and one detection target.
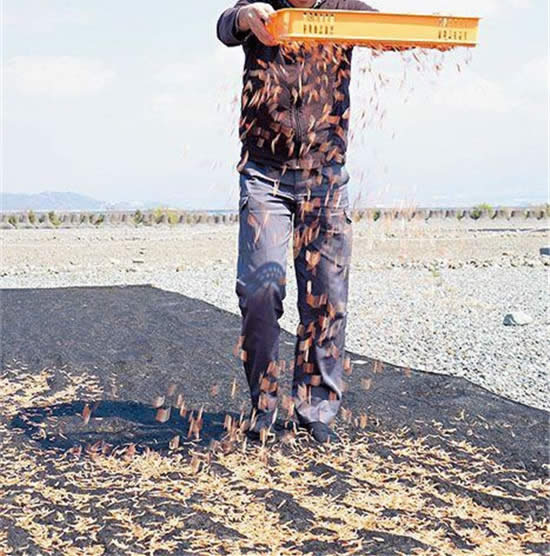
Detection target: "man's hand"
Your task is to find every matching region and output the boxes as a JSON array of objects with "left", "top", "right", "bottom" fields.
[{"left": 236, "top": 3, "right": 278, "bottom": 46}]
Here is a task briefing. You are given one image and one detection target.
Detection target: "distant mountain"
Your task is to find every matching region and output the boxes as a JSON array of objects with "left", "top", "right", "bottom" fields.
[
  {"left": 0, "top": 191, "right": 161, "bottom": 212},
  {"left": 2, "top": 190, "right": 546, "bottom": 213}
]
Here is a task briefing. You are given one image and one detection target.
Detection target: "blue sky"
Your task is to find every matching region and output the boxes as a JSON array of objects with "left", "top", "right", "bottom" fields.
[{"left": 3, "top": 0, "right": 548, "bottom": 209}]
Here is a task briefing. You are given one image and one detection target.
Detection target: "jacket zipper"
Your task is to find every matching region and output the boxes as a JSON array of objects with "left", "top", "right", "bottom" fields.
[{"left": 293, "top": 103, "right": 303, "bottom": 157}]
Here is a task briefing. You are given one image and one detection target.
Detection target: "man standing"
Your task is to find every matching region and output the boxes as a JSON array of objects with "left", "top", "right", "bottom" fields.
[{"left": 217, "top": 0, "right": 376, "bottom": 443}]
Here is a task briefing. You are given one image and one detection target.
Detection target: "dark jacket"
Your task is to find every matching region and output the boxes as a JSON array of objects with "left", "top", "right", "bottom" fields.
[{"left": 217, "top": 0, "right": 377, "bottom": 171}]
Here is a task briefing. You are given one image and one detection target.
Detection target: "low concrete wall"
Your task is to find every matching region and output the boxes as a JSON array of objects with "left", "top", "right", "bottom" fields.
[{"left": 0, "top": 206, "right": 548, "bottom": 229}]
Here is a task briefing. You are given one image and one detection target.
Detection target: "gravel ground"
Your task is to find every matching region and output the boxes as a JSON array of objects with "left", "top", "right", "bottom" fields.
[{"left": 1, "top": 220, "right": 548, "bottom": 411}]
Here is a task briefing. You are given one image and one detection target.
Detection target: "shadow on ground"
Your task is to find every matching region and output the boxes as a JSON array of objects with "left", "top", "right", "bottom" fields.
[
  {"left": 10, "top": 400, "right": 237, "bottom": 454},
  {"left": 0, "top": 285, "right": 548, "bottom": 555}
]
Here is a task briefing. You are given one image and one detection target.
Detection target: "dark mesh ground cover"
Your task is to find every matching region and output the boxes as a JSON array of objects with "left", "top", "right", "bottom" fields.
[{"left": 0, "top": 285, "right": 548, "bottom": 555}]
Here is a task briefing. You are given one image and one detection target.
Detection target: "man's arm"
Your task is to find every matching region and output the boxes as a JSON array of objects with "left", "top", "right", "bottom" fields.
[
  {"left": 217, "top": 0, "right": 253, "bottom": 47},
  {"left": 217, "top": 1, "right": 277, "bottom": 47}
]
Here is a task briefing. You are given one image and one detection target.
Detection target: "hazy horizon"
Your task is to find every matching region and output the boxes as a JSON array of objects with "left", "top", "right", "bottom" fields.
[
  {"left": 3, "top": 1, "right": 549, "bottom": 210},
  {"left": 1, "top": 189, "right": 548, "bottom": 213}
]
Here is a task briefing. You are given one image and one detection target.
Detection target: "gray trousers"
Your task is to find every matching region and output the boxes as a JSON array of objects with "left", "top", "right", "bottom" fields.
[{"left": 236, "top": 159, "right": 353, "bottom": 426}]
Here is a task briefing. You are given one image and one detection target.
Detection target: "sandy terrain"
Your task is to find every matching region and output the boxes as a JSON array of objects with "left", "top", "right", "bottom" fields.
[
  {"left": 1, "top": 219, "right": 548, "bottom": 411},
  {"left": 1, "top": 219, "right": 548, "bottom": 273}
]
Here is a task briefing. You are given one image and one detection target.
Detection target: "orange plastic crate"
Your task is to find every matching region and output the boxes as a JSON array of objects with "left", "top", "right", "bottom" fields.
[{"left": 266, "top": 9, "right": 480, "bottom": 50}]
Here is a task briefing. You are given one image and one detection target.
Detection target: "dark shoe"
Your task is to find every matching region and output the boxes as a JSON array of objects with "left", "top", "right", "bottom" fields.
[
  {"left": 303, "top": 421, "right": 339, "bottom": 444},
  {"left": 246, "top": 408, "right": 276, "bottom": 440}
]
